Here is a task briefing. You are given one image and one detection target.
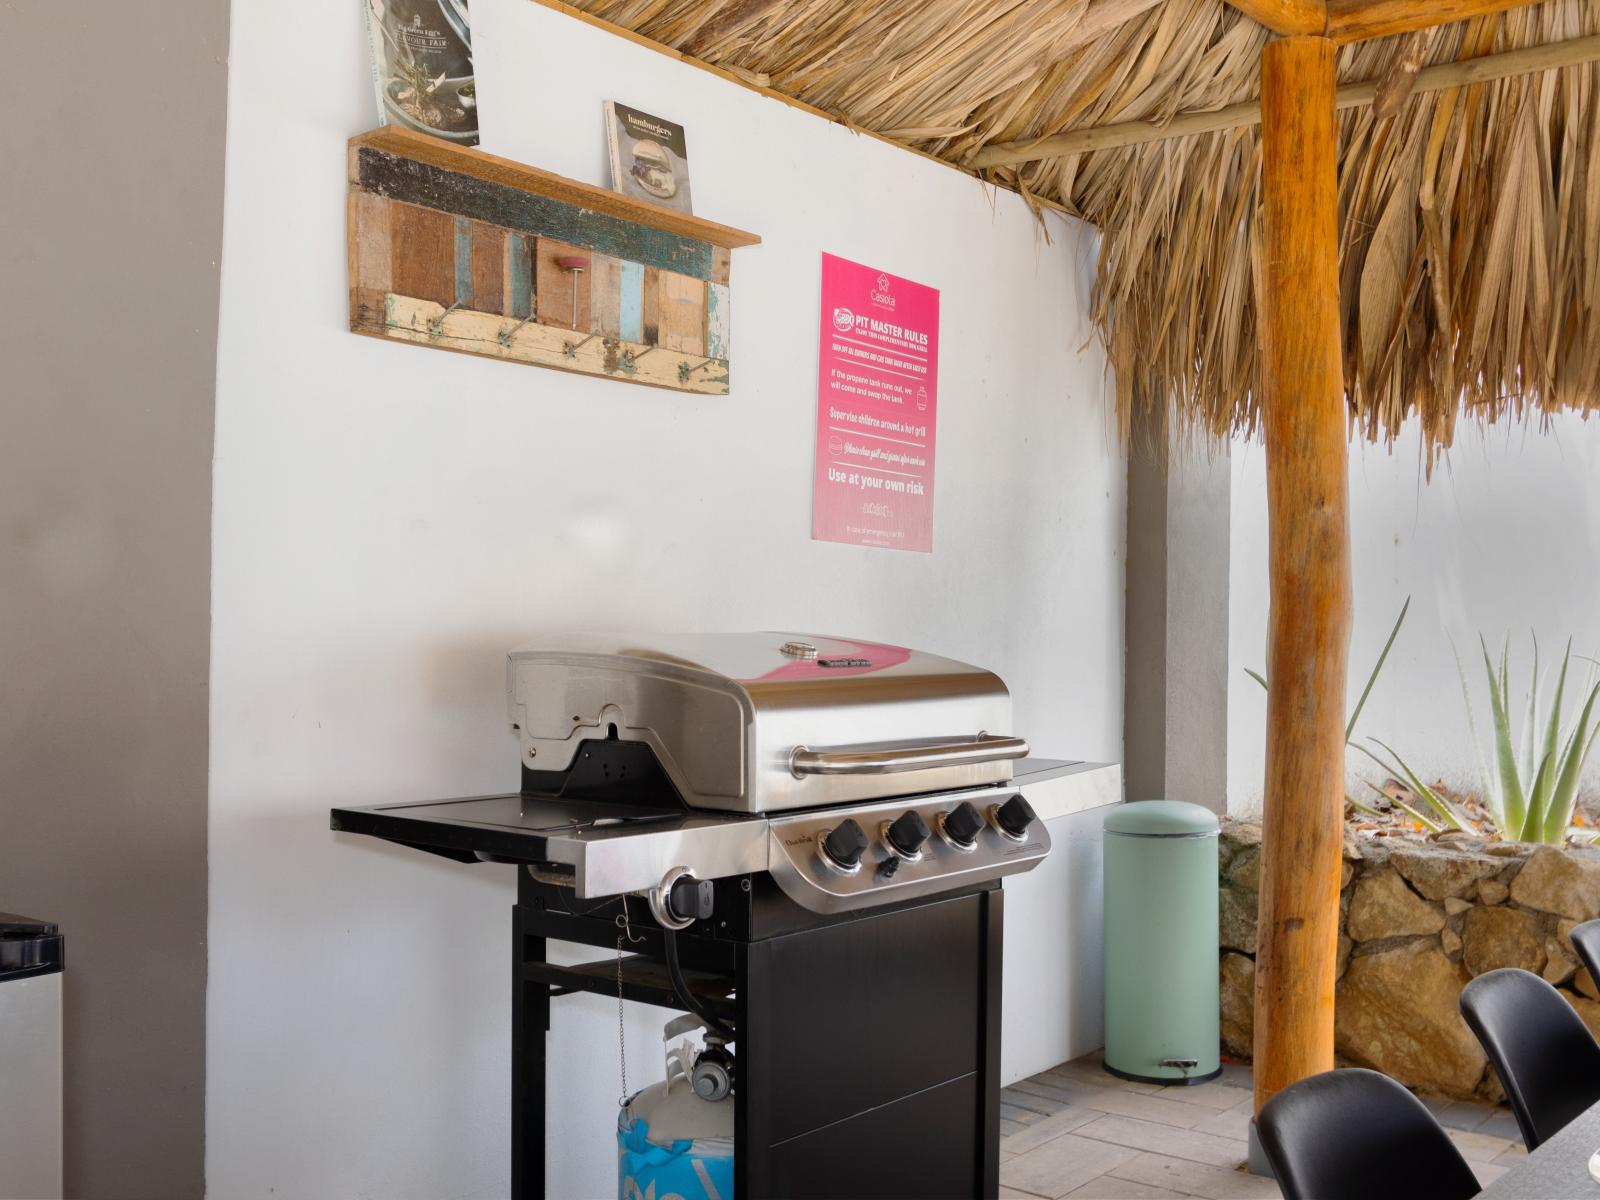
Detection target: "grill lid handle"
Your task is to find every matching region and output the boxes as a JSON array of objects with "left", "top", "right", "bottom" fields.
[{"left": 788, "top": 735, "right": 1029, "bottom": 778}]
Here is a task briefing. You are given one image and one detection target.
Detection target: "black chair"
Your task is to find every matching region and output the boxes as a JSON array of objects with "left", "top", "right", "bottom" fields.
[
  {"left": 1256, "top": 1067, "right": 1480, "bottom": 1200},
  {"left": 1570, "top": 918, "right": 1600, "bottom": 986},
  {"left": 1460, "top": 966, "right": 1600, "bottom": 1150}
]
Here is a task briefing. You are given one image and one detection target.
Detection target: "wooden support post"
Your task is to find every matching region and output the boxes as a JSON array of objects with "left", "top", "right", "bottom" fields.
[
  {"left": 1253, "top": 35, "right": 1353, "bottom": 1114},
  {"left": 1222, "top": 0, "right": 1325, "bottom": 35}
]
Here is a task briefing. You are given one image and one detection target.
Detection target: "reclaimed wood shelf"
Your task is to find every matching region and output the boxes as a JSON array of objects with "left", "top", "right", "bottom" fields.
[{"left": 347, "top": 125, "right": 761, "bottom": 394}]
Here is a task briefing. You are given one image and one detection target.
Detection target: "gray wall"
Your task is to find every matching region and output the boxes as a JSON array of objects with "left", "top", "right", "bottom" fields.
[
  {"left": 1124, "top": 410, "right": 1232, "bottom": 811},
  {"left": 0, "top": 3, "right": 227, "bottom": 1195}
]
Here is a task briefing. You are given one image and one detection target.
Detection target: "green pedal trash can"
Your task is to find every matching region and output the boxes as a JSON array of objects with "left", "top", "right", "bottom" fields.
[{"left": 1103, "top": 800, "right": 1222, "bottom": 1085}]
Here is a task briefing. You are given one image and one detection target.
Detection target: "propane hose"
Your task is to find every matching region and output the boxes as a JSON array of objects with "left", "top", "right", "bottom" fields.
[{"left": 662, "top": 927, "right": 736, "bottom": 1044}]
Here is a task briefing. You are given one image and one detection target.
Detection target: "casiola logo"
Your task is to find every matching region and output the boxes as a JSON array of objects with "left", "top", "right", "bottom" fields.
[
  {"left": 870, "top": 271, "right": 896, "bottom": 309},
  {"left": 832, "top": 306, "right": 855, "bottom": 333}
]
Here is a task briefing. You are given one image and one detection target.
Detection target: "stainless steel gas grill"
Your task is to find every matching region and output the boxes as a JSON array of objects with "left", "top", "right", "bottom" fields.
[{"left": 331, "top": 633, "right": 1055, "bottom": 1199}]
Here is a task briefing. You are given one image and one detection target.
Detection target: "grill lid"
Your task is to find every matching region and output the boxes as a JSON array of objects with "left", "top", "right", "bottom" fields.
[{"left": 506, "top": 633, "right": 1024, "bottom": 813}]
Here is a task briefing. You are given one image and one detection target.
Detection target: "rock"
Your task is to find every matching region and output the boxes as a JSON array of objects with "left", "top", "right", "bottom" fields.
[
  {"left": 1341, "top": 860, "right": 1355, "bottom": 889},
  {"left": 1442, "top": 928, "right": 1462, "bottom": 957},
  {"left": 1220, "top": 885, "right": 1258, "bottom": 955},
  {"left": 1486, "top": 843, "right": 1527, "bottom": 857},
  {"left": 1228, "top": 848, "right": 1261, "bottom": 892},
  {"left": 1359, "top": 838, "right": 1395, "bottom": 872},
  {"left": 1509, "top": 846, "right": 1600, "bottom": 920},
  {"left": 1444, "top": 897, "right": 1473, "bottom": 916},
  {"left": 1336, "top": 941, "right": 1486, "bottom": 1099},
  {"left": 1222, "top": 820, "right": 1262, "bottom": 853},
  {"left": 1390, "top": 845, "right": 1505, "bottom": 901},
  {"left": 1220, "top": 952, "right": 1255, "bottom": 1058},
  {"left": 1347, "top": 869, "right": 1446, "bottom": 942},
  {"left": 1567, "top": 992, "right": 1600, "bottom": 1043},
  {"left": 1343, "top": 828, "right": 1363, "bottom": 863},
  {"left": 1544, "top": 938, "right": 1579, "bottom": 986},
  {"left": 1337, "top": 933, "right": 1353, "bottom": 979},
  {"left": 1477, "top": 877, "right": 1510, "bottom": 906},
  {"left": 1578, "top": 969, "right": 1600, "bottom": 1001},
  {"left": 1461, "top": 905, "right": 1546, "bottom": 977}
]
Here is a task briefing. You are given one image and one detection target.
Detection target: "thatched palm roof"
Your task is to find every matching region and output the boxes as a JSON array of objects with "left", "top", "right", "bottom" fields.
[{"left": 569, "top": 0, "right": 1600, "bottom": 453}]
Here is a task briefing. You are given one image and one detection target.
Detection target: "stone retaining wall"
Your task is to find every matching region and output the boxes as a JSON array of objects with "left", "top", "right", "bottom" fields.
[{"left": 1220, "top": 821, "right": 1600, "bottom": 1100}]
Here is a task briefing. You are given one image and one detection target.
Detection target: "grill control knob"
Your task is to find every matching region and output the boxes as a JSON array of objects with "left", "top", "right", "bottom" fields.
[
  {"left": 886, "top": 810, "right": 931, "bottom": 859},
  {"left": 820, "top": 818, "right": 869, "bottom": 872},
  {"left": 993, "top": 794, "right": 1038, "bottom": 841},
  {"left": 942, "top": 801, "right": 985, "bottom": 848}
]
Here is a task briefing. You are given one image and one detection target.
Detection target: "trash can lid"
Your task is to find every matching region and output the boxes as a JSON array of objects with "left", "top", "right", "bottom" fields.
[
  {"left": 0, "top": 913, "right": 63, "bottom": 980},
  {"left": 0, "top": 913, "right": 57, "bottom": 937},
  {"left": 1104, "top": 800, "right": 1220, "bottom": 837}
]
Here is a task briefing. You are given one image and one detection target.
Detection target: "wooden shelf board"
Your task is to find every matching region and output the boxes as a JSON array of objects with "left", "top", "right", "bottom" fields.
[{"left": 349, "top": 126, "right": 761, "bottom": 252}]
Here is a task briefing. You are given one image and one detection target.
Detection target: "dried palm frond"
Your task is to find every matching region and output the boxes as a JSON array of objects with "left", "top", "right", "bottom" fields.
[{"left": 570, "top": 0, "right": 1600, "bottom": 456}]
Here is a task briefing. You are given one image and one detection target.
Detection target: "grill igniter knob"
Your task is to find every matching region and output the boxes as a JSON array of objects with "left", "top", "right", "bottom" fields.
[
  {"left": 819, "top": 818, "right": 869, "bottom": 874},
  {"left": 991, "top": 794, "right": 1038, "bottom": 842},
  {"left": 939, "top": 801, "right": 985, "bottom": 850},
  {"left": 884, "top": 810, "right": 931, "bottom": 860}
]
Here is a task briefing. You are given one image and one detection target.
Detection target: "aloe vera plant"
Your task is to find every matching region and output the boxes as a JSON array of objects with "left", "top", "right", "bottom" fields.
[
  {"left": 1370, "top": 635, "right": 1600, "bottom": 842},
  {"left": 1468, "top": 637, "right": 1600, "bottom": 843}
]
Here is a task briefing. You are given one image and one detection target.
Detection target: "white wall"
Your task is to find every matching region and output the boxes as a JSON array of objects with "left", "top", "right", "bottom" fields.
[
  {"left": 209, "top": 2, "right": 1125, "bottom": 1195},
  {"left": 1227, "top": 414, "right": 1600, "bottom": 815}
]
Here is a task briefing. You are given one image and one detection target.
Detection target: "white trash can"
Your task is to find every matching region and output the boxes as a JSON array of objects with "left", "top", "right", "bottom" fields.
[{"left": 0, "top": 914, "right": 63, "bottom": 1200}]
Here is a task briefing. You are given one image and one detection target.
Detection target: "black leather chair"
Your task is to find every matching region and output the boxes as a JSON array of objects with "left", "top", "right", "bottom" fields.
[
  {"left": 1570, "top": 918, "right": 1600, "bottom": 986},
  {"left": 1256, "top": 1068, "right": 1480, "bottom": 1200},
  {"left": 1460, "top": 966, "right": 1600, "bottom": 1149}
]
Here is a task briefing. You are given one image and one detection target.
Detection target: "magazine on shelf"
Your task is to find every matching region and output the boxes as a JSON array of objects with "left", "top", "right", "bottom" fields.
[
  {"left": 364, "top": 0, "right": 479, "bottom": 146},
  {"left": 604, "top": 101, "right": 693, "bottom": 214}
]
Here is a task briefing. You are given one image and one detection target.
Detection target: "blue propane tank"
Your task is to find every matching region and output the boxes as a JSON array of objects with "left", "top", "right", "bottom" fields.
[{"left": 618, "top": 1020, "right": 734, "bottom": 1200}]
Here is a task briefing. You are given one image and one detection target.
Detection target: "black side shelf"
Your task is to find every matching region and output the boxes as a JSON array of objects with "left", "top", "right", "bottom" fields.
[{"left": 525, "top": 955, "right": 736, "bottom": 1022}]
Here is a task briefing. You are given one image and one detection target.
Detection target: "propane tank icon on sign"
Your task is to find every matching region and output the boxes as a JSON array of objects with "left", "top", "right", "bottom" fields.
[{"left": 618, "top": 1014, "right": 735, "bottom": 1200}]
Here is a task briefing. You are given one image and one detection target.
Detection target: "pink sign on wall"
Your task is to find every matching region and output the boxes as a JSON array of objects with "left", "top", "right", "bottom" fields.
[{"left": 811, "top": 253, "right": 939, "bottom": 552}]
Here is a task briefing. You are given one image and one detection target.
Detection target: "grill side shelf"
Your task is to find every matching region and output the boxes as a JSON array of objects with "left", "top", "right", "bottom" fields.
[
  {"left": 330, "top": 795, "right": 558, "bottom": 865},
  {"left": 330, "top": 794, "right": 770, "bottom": 900}
]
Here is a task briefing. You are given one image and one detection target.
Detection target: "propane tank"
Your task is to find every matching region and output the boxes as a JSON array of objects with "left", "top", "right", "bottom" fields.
[{"left": 617, "top": 1015, "right": 735, "bottom": 1200}]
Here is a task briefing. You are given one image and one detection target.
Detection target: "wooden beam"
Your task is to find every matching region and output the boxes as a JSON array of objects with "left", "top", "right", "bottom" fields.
[
  {"left": 969, "top": 32, "right": 1600, "bottom": 168},
  {"left": 1328, "top": 0, "right": 1540, "bottom": 43},
  {"left": 1253, "top": 34, "right": 1352, "bottom": 1115},
  {"left": 1223, "top": 0, "right": 1326, "bottom": 35}
]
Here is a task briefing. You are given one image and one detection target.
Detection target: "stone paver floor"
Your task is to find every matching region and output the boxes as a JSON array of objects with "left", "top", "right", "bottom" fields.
[{"left": 1000, "top": 1053, "right": 1527, "bottom": 1199}]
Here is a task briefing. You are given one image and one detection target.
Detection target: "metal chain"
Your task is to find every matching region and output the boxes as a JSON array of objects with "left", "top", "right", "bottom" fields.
[
  {"left": 616, "top": 928, "right": 628, "bottom": 1108},
  {"left": 614, "top": 897, "right": 643, "bottom": 1108}
]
